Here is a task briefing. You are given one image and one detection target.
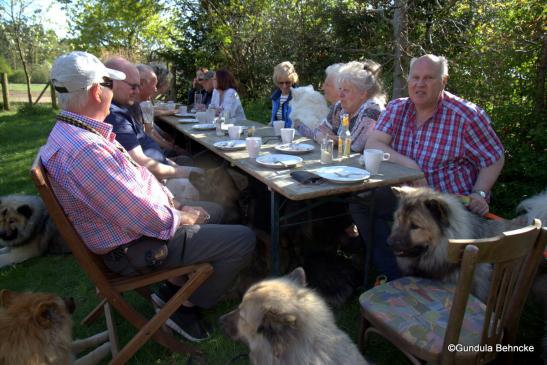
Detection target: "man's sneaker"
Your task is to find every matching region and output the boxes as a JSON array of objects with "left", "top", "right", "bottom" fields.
[
  {"left": 164, "top": 308, "right": 210, "bottom": 342},
  {"left": 151, "top": 283, "right": 177, "bottom": 308}
]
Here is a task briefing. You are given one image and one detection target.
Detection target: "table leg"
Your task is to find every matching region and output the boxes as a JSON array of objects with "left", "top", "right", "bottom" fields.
[
  {"left": 270, "top": 190, "right": 280, "bottom": 275},
  {"left": 363, "top": 190, "right": 375, "bottom": 288}
]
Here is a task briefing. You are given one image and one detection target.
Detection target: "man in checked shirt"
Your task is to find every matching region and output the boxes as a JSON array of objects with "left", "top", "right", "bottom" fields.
[
  {"left": 350, "top": 54, "right": 505, "bottom": 281},
  {"left": 42, "top": 51, "right": 255, "bottom": 342}
]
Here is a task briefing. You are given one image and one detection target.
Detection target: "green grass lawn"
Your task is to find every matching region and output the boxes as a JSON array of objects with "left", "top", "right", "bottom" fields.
[
  {"left": 7, "top": 83, "right": 48, "bottom": 93},
  {"left": 0, "top": 103, "right": 543, "bottom": 364}
]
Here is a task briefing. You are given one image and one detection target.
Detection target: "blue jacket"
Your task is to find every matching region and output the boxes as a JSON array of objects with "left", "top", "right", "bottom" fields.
[{"left": 271, "top": 88, "right": 293, "bottom": 127}]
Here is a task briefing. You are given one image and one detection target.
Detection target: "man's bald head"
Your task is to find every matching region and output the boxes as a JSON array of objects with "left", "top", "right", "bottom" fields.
[{"left": 105, "top": 56, "right": 141, "bottom": 106}]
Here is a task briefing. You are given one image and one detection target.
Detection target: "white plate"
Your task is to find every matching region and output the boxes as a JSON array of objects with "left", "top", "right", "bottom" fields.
[
  {"left": 177, "top": 118, "right": 197, "bottom": 123},
  {"left": 274, "top": 143, "right": 315, "bottom": 154},
  {"left": 256, "top": 154, "right": 303, "bottom": 168},
  {"left": 315, "top": 166, "right": 370, "bottom": 184},
  {"left": 213, "top": 140, "right": 247, "bottom": 151},
  {"left": 192, "top": 123, "right": 216, "bottom": 130}
]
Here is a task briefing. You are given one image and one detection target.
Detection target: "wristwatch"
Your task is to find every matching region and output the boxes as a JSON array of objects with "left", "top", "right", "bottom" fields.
[{"left": 472, "top": 190, "right": 488, "bottom": 199}]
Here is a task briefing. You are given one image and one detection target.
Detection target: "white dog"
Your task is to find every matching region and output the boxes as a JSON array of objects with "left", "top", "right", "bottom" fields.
[{"left": 289, "top": 85, "right": 330, "bottom": 130}]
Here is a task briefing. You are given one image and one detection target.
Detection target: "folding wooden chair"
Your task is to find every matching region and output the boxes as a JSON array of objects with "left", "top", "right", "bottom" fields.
[
  {"left": 31, "top": 154, "right": 213, "bottom": 365},
  {"left": 358, "top": 219, "right": 545, "bottom": 365}
]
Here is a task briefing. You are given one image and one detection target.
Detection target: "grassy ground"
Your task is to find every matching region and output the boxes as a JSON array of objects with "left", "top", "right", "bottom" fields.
[
  {"left": 0, "top": 102, "right": 543, "bottom": 364},
  {"left": 8, "top": 83, "right": 47, "bottom": 92}
]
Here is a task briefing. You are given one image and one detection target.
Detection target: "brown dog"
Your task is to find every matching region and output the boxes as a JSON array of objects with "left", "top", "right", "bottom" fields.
[
  {"left": 219, "top": 268, "right": 368, "bottom": 365},
  {"left": 0, "top": 290, "right": 110, "bottom": 365}
]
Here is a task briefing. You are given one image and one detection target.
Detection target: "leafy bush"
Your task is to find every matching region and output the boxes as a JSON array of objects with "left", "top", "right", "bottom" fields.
[
  {"left": 31, "top": 64, "right": 51, "bottom": 84},
  {"left": 8, "top": 69, "right": 27, "bottom": 83},
  {"left": 490, "top": 105, "right": 547, "bottom": 217}
]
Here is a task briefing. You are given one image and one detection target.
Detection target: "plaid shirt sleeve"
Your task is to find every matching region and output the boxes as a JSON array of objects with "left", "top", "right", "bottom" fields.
[
  {"left": 374, "top": 99, "right": 401, "bottom": 136},
  {"left": 463, "top": 108, "right": 505, "bottom": 168},
  {"left": 59, "top": 142, "right": 179, "bottom": 240}
]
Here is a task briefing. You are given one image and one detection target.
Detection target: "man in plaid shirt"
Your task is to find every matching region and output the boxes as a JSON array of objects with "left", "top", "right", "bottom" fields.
[
  {"left": 350, "top": 54, "right": 504, "bottom": 280},
  {"left": 42, "top": 52, "right": 255, "bottom": 342}
]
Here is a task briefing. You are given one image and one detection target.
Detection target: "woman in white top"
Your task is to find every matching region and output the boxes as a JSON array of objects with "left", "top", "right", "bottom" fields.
[{"left": 209, "top": 69, "right": 246, "bottom": 120}]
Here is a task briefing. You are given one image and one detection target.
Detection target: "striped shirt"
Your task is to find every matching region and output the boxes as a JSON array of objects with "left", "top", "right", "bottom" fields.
[
  {"left": 40, "top": 111, "right": 180, "bottom": 254},
  {"left": 375, "top": 91, "right": 504, "bottom": 194},
  {"left": 276, "top": 94, "right": 289, "bottom": 120}
]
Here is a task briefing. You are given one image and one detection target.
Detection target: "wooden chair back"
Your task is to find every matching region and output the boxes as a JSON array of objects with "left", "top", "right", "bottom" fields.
[{"left": 443, "top": 219, "right": 543, "bottom": 364}]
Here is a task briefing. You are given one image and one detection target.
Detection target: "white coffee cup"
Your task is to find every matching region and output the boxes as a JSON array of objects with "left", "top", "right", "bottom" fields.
[
  {"left": 178, "top": 105, "right": 187, "bottom": 114},
  {"left": 273, "top": 120, "right": 285, "bottom": 136},
  {"left": 280, "top": 128, "right": 295, "bottom": 144},
  {"left": 228, "top": 125, "right": 242, "bottom": 139},
  {"left": 166, "top": 101, "right": 176, "bottom": 111},
  {"left": 246, "top": 137, "right": 262, "bottom": 158},
  {"left": 362, "top": 149, "right": 390, "bottom": 175}
]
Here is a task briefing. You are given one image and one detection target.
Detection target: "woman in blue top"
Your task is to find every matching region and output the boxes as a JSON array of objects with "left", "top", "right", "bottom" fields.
[{"left": 271, "top": 61, "right": 298, "bottom": 127}]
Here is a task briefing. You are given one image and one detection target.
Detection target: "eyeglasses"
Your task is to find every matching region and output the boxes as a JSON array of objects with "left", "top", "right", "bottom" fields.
[
  {"left": 121, "top": 80, "right": 141, "bottom": 90},
  {"left": 197, "top": 78, "right": 204, "bottom": 81},
  {"left": 277, "top": 81, "right": 292, "bottom": 86},
  {"left": 100, "top": 77, "right": 113, "bottom": 90}
]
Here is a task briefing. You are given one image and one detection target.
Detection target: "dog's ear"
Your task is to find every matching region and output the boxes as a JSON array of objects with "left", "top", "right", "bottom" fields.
[
  {"left": 34, "top": 300, "right": 62, "bottom": 328},
  {"left": 258, "top": 309, "right": 298, "bottom": 357},
  {"left": 285, "top": 267, "right": 307, "bottom": 287},
  {"left": 16, "top": 204, "right": 33, "bottom": 219},
  {"left": 0, "top": 289, "right": 15, "bottom": 308},
  {"left": 424, "top": 198, "right": 450, "bottom": 228}
]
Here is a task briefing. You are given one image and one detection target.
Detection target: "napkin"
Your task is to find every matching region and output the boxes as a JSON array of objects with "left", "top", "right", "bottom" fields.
[{"left": 290, "top": 171, "right": 324, "bottom": 184}]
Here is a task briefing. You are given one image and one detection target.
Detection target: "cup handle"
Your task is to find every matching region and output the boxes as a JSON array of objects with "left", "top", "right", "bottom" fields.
[{"left": 383, "top": 152, "right": 391, "bottom": 161}]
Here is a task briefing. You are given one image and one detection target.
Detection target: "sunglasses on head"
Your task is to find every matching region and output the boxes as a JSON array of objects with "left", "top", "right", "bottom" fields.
[
  {"left": 121, "top": 80, "right": 141, "bottom": 90},
  {"left": 278, "top": 81, "right": 292, "bottom": 86},
  {"left": 100, "top": 77, "right": 114, "bottom": 90}
]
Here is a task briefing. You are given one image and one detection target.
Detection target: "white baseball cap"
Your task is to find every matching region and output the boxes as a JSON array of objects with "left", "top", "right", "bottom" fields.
[{"left": 50, "top": 51, "right": 126, "bottom": 93}]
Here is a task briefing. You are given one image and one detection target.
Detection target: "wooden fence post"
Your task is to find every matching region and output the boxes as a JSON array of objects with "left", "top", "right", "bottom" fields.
[
  {"left": 50, "top": 82, "right": 57, "bottom": 109},
  {"left": 1, "top": 72, "right": 10, "bottom": 111}
]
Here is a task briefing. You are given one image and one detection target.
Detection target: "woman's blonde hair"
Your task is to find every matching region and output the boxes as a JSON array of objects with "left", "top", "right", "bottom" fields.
[
  {"left": 337, "top": 60, "right": 386, "bottom": 103},
  {"left": 272, "top": 61, "right": 299, "bottom": 85}
]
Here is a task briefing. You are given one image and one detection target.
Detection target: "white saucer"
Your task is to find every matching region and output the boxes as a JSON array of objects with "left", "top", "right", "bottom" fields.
[
  {"left": 274, "top": 143, "right": 315, "bottom": 154},
  {"left": 192, "top": 123, "right": 216, "bottom": 130},
  {"left": 177, "top": 118, "right": 197, "bottom": 123},
  {"left": 213, "top": 140, "right": 246, "bottom": 151},
  {"left": 256, "top": 154, "right": 303, "bottom": 168},
  {"left": 314, "top": 166, "right": 370, "bottom": 184}
]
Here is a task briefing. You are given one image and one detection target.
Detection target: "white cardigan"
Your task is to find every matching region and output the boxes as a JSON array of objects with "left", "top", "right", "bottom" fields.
[{"left": 210, "top": 88, "right": 246, "bottom": 120}]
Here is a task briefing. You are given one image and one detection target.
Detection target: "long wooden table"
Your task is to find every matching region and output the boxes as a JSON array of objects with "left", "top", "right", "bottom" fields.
[{"left": 159, "top": 115, "right": 424, "bottom": 279}]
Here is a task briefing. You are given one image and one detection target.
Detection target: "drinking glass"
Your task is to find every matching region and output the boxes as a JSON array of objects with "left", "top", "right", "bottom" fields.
[{"left": 320, "top": 138, "right": 333, "bottom": 164}]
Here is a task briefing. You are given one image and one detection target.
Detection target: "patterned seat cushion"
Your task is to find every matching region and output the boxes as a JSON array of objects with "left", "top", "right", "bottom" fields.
[{"left": 359, "top": 276, "right": 486, "bottom": 354}]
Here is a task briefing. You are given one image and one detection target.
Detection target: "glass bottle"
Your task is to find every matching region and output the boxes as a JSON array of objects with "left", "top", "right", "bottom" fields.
[{"left": 337, "top": 114, "right": 350, "bottom": 159}]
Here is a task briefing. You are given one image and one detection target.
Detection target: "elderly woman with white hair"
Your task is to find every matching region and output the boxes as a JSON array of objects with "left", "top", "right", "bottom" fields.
[
  {"left": 295, "top": 62, "right": 345, "bottom": 138},
  {"left": 298, "top": 60, "right": 386, "bottom": 152}
]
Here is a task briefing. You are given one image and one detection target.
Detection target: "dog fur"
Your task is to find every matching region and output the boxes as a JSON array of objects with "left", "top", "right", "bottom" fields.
[
  {"left": 189, "top": 164, "right": 249, "bottom": 224},
  {"left": 219, "top": 267, "right": 368, "bottom": 365},
  {"left": 388, "top": 186, "right": 547, "bottom": 300},
  {"left": 0, "top": 289, "right": 110, "bottom": 365},
  {"left": 289, "top": 85, "right": 330, "bottom": 130},
  {"left": 0, "top": 195, "right": 66, "bottom": 268}
]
